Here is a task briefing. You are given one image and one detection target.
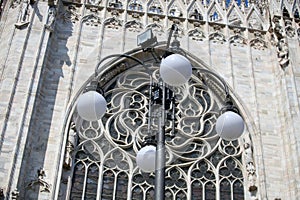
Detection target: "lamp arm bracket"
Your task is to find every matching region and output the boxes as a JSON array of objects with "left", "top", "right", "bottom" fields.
[{"left": 94, "top": 54, "right": 144, "bottom": 76}]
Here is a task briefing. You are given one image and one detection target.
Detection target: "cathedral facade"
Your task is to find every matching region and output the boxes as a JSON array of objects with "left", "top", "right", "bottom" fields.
[{"left": 0, "top": 0, "right": 300, "bottom": 199}]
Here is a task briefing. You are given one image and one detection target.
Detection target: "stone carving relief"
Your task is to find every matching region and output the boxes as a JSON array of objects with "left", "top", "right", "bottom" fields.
[
  {"left": 59, "top": 5, "right": 80, "bottom": 24},
  {"left": 26, "top": 168, "right": 51, "bottom": 193},
  {"left": 209, "top": 24, "right": 226, "bottom": 43},
  {"left": 45, "top": 6, "right": 57, "bottom": 31},
  {"left": 284, "top": 19, "right": 295, "bottom": 38},
  {"left": 250, "top": 31, "right": 267, "bottom": 50},
  {"left": 188, "top": 27, "right": 205, "bottom": 41},
  {"left": 277, "top": 38, "right": 290, "bottom": 69},
  {"left": 269, "top": 16, "right": 290, "bottom": 69},
  {"left": 229, "top": 28, "right": 247, "bottom": 46},
  {"left": 15, "top": 0, "right": 30, "bottom": 28},
  {"left": 82, "top": 14, "right": 101, "bottom": 26},
  {"left": 125, "top": 20, "right": 143, "bottom": 32},
  {"left": 64, "top": 123, "right": 77, "bottom": 169},
  {"left": 104, "top": 16, "right": 122, "bottom": 29},
  {"left": 272, "top": 16, "right": 284, "bottom": 40},
  {"left": 243, "top": 137, "right": 258, "bottom": 199},
  {"left": 146, "top": 23, "right": 164, "bottom": 36}
]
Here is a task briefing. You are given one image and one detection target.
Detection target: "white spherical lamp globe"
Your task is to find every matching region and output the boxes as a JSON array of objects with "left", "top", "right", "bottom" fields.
[
  {"left": 215, "top": 111, "right": 245, "bottom": 141},
  {"left": 160, "top": 54, "right": 192, "bottom": 86},
  {"left": 76, "top": 91, "right": 107, "bottom": 121},
  {"left": 136, "top": 145, "right": 156, "bottom": 172}
]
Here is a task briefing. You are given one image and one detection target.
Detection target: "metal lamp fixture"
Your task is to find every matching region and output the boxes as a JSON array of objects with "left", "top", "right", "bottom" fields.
[
  {"left": 160, "top": 53, "right": 192, "bottom": 86},
  {"left": 136, "top": 145, "right": 156, "bottom": 172},
  {"left": 75, "top": 25, "right": 245, "bottom": 200},
  {"left": 76, "top": 90, "right": 107, "bottom": 122},
  {"left": 216, "top": 110, "right": 245, "bottom": 141}
]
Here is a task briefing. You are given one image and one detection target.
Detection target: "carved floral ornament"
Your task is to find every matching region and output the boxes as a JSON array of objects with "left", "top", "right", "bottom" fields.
[{"left": 60, "top": 47, "right": 258, "bottom": 199}]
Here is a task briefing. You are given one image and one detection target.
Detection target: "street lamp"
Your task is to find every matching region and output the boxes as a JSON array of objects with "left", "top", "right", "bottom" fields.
[{"left": 75, "top": 26, "right": 245, "bottom": 199}]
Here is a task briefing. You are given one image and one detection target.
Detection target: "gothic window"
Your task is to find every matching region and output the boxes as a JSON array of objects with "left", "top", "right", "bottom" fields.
[
  {"left": 149, "top": 5, "right": 163, "bottom": 14},
  {"left": 128, "top": 0, "right": 143, "bottom": 11},
  {"left": 108, "top": 0, "right": 123, "bottom": 9},
  {"left": 62, "top": 49, "right": 253, "bottom": 199},
  {"left": 210, "top": 11, "right": 219, "bottom": 21},
  {"left": 169, "top": 6, "right": 182, "bottom": 17},
  {"left": 189, "top": 9, "right": 203, "bottom": 20}
]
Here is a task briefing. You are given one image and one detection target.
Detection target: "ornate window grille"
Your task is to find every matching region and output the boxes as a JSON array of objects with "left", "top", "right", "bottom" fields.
[{"left": 59, "top": 49, "right": 254, "bottom": 200}]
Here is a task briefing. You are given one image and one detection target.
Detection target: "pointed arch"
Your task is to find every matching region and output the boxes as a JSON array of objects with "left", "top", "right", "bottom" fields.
[
  {"left": 56, "top": 44, "right": 259, "bottom": 199},
  {"left": 207, "top": 1, "right": 225, "bottom": 22},
  {"left": 246, "top": 6, "right": 266, "bottom": 30},
  {"left": 187, "top": 1, "right": 205, "bottom": 21},
  {"left": 227, "top": 3, "right": 245, "bottom": 26}
]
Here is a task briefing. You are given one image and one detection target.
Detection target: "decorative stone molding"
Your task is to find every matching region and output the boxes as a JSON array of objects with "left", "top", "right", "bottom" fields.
[{"left": 26, "top": 168, "right": 51, "bottom": 193}]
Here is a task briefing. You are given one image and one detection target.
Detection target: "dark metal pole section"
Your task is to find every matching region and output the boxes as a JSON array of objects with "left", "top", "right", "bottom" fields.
[{"left": 155, "top": 81, "right": 166, "bottom": 200}]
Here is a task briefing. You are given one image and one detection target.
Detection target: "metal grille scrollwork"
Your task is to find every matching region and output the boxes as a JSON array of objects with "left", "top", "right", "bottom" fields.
[{"left": 67, "top": 59, "right": 245, "bottom": 200}]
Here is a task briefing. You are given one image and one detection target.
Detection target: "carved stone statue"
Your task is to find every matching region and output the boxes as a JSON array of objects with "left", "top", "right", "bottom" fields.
[
  {"left": 45, "top": 6, "right": 56, "bottom": 31},
  {"left": 277, "top": 38, "right": 289, "bottom": 69},
  {"left": 15, "top": 0, "right": 30, "bottom": 28},
  {"left": 64, "top": 123, "right": 76, "bottom": 169}
]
